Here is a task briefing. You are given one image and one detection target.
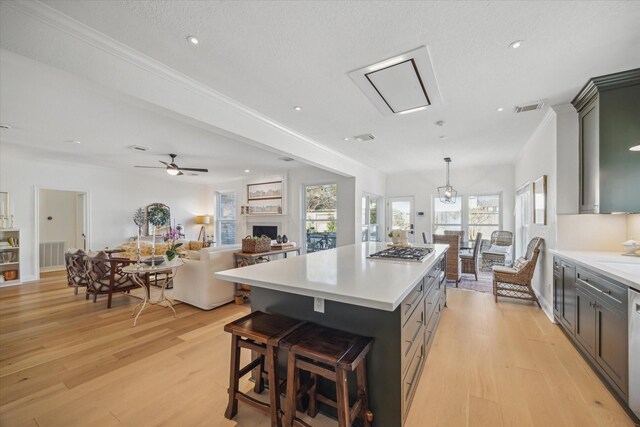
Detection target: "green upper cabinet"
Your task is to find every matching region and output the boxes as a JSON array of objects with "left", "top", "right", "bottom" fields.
[{"left": 572, "top": 69, "right": 640, "bottom": 214}]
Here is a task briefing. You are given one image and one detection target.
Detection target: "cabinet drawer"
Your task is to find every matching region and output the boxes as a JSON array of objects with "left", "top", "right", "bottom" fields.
[
  {"left": 402, "top": 295, "right": 426, "bottom": 374},
  {"left": 402, "top": 333, "right": 425, "bottom": 419},
  {"left": 424, "top": 284, "right": 440, "bottom": 322},
  {"left": 401, "top": 278, "right": 425, "bottom": 326},
  {"left": 576, "top": 267, "right": 627, "bottom": 308}
]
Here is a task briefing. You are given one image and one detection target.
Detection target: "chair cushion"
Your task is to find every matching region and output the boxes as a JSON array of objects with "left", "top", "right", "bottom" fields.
[
  {"left": 513, "top": 257, "right": 528, "bottom": 270},
  {"left": 485, "top": 245, "right": 510, "bottom": 254},
  {"left": 460, "top": 254, "right": 473, "bottom": 260},
  {"left": 492, "top": 265, "right": 517, "bottom": 274}
]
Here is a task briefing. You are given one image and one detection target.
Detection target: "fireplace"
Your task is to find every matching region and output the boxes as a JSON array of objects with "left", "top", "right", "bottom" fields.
[{"left": 252, "top": 225, "right": 278, "bottom": 240}]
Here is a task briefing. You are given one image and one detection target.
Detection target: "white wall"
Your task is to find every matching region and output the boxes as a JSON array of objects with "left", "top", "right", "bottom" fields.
[
  {"left": 514, "top": 111, "right": 557, "bottom": 315},
  {"left": 38, "top": 189, "right": 83, "bottom": 251},
  {"left": 386, "top": 164, "right": 515, "bottom": 242},
  {"left": 0, "top": 142, "right": 212, "bottom": 281}
]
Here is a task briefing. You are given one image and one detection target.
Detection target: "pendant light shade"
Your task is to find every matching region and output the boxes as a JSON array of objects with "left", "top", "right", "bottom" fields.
[{"left": 437, "top": 157, "right": 458, "bottom": 204}]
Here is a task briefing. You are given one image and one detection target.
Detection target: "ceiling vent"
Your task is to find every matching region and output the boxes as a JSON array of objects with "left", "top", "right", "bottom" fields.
[
  {"left": 353, "top": 133, "right": 376, "bottom": 142},
  {"left": 514, "top": 101, "right": 545, "bottom": 113},
  {"left": 130, "top": 145, "right": 151, "bottom": 152},
  {"left": 348, "top": 46, "right": 443, "bottom": 117},
  {"left": 278, "top": 157, "right": 295, "bottom": 162}
]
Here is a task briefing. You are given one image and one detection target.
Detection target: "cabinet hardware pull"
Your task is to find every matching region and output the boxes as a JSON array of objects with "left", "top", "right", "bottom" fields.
[{"left": 603, "top": 290, "right": 611, "bottom": 295}]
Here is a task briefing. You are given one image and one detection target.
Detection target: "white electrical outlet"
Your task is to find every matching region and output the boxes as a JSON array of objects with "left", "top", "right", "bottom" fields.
[{"left": 314, "top": 297, "right": 325, "bottom": 313}]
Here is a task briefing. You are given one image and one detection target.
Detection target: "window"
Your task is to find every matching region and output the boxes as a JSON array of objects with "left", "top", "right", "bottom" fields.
[
  {"left": 432, "top": 193, "right": 502, "bottom": 241},
  {"left": 216, "top": 191, "right": 236, "bottom": 245},
  {"left": 467, "top": 194, "right": 501, "bottom": 241},
  {"left": 305, "top": 184, "right": 337, "bottom": 252},
  {"left": 433, "top": 197, "right": 462, "bottom": 235},
  {"left": 361, "top": 194, "right": 380, "bottom": 242}
]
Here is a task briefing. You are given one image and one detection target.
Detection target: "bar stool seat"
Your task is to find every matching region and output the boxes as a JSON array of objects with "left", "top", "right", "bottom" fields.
[
  {"left": 281, "top": 323, "right": 374, "bottom": 427},
  {"left": 224, "top": 311, "right": 305, "bottom": 426}
]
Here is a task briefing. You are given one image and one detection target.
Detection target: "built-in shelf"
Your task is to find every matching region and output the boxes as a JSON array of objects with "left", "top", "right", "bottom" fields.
[
  {"left": 0, "top": 247, "right": 19, "bottom": 250},
  {"left": 0, "top": 228, "right": 20, "bottom": 285},
  {"left": 0, "top": 262, "right": 19, "bottom": 266}
]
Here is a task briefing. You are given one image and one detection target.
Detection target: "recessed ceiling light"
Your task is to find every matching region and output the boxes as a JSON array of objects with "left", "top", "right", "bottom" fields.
[
  {"left": 244, "top": 169, "right": 251, "bottom": 173},
  {"left": 343, "top": 137, "right": 349, "bottom": 141},
  {"left": 293, "top": 106, "right": 302, "bottom": 111},
  {"left": 0, "top": 124, "right": 12, "bottom": 130},
  {"left": 70, "top": 140, "right": 81, "bottom": 144},
  {"left": 187, "top": 35, "right": 199, "bottom": 45},
  {"left": 496, "top": 107, "right": 504, "bottom": 112},
  {"left": 630, "top": 144, "right": 640, "bottom": 152},
  {"left": 509, "top": 40, "right": 523, "bottom": 49},
  {"left": 439, "top": 135, "right": 446, "bottom": 139}
]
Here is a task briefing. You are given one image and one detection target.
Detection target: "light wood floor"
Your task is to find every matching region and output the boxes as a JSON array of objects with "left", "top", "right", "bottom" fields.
[{"left": 0, "top": 272, "right": 636, "bottom": 427}]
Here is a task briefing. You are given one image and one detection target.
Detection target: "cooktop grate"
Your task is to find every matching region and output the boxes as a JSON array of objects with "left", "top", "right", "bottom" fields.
[{"left": 368, "top": 247, "right": 433, "bottom": 262}]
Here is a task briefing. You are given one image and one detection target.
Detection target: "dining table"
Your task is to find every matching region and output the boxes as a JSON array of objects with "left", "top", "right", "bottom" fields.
[{"left": 121, "top": 257, "right": 183, "bottom": 327}]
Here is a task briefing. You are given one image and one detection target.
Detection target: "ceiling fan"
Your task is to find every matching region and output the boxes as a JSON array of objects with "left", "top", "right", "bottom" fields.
[{"left": 134, "top": 154, "right": 209, "bottom": 176}]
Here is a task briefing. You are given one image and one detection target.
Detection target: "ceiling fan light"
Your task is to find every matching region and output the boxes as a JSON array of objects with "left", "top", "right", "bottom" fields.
[{"left": 166, "top": 168, "right": 180, "bottom": 176}]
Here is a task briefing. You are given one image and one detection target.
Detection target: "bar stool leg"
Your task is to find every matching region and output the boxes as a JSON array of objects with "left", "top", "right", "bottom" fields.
[
  {"left": 357, "top": 359, "right": 373, "bottom": 427},
  {"left": 254, "top": 353, "right": 265, "bottom": 394},
  {"left": 266, "top": 345, "right": 282, "bottom": 426},
  {"left": 307, "top": 373, "right": 318, "bottom": 417},
  {"left": 225, "top": 334, "right": 240, "bottom": 419},
  {"left": 284, "top": 351, "right": 298, "bottom": 427},
  {"left": 335, "top": 368, "right": 350, "bottom": 427}
]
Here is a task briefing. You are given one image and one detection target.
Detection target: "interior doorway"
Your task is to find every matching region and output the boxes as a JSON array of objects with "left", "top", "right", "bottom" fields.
[{"left": 37, "top": 188, "right": 88, "bottom": 274}]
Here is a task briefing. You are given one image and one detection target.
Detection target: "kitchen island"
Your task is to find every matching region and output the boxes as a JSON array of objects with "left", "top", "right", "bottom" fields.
[{"left": 215, "top": 242, "right": 448, "bottom": 426}]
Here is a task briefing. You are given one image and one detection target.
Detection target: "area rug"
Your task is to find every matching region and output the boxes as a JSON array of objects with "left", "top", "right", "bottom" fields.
[
  {"left": 128, "top": 285, "right": 182, "bottom": 307},
  {"left": 446, "top": 270, "right": 493, "bottom": 294}
]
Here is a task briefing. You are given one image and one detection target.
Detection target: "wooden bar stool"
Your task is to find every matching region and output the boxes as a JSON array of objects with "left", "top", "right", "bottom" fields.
[
  {"left": 281, "top": 323, "right": 374, "bottom": 427},
  {"left": 224, "top": 311, "right": 305, "bottom": 426}
]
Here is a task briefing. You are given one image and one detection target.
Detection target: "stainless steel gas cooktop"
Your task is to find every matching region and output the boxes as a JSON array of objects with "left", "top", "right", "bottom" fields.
[{"left": 368, "top": 246, "right": 433, "bottom": 262}]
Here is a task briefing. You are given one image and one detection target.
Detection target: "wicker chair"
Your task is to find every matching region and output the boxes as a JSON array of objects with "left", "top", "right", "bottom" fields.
[
  {"left": 493, "top": 237, "right": 544, "bottom": 307},
  {"left": 444, "top": 230, "right": 465, "bottom": 242},
  {"left": 460, "top": 232, "right": 482, "bottom": 281},
  {"left": 433, "top": 234, "right": 461, "bottom": 287},
  {"left": 482, "top": 231, "right": 513, "bottom": 270},
  {"left": 86, "top": 253, "right": 147, "bottom": 308},
  {"left": 65, "top": 250, "right": 90, "bottom": 297}
]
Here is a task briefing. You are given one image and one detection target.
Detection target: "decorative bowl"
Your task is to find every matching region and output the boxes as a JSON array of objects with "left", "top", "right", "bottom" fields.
[
  {"left": 142, "top": 256, "right": 165, "bottom": 266},
  {"left": 622, "top": 240, "right": 640, "bottom": 255},
  {"left": 1, "top": 252, "right": 14, "bottom": 263}
]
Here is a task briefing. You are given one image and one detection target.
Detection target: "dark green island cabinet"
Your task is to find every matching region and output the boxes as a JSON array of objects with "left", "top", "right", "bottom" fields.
[
  {"left": 216, "top": 243, "right": 449, "bottom": 426},
  {"left": 552, "top": 255, "right": 629, "bottom": 405}
]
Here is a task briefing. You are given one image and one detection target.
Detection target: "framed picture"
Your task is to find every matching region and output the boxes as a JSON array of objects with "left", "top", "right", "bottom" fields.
[
  {"left": 247, "top": 181, "right": 283, "bottom": 200},
  {"left": 248, "top": 198, "right": 283, "bottom": 215},
  {"left": 0, "top": 192, "right": 8, "bottom": 218},
  {"left": 533, "top": 175, "right": 547, "bottom": 225}
]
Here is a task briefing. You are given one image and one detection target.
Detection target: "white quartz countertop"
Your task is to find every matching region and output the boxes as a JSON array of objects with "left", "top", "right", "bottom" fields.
[
  {"left": 549, "top": 249, "right": 640, "bottom": 289},
  {"left": 215, "top": 243, "right": 448, "bottom": 311}
]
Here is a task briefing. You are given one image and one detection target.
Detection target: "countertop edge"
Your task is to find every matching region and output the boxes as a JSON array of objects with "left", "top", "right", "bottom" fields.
[{"left": 549, "top": 249, "right": 640, "bottom": 288}]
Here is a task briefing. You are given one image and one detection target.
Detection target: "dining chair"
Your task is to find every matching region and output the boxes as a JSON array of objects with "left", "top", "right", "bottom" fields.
[
  {"left": 481, "top": 231, "right": 513, "bottom": 270},
  {"left": 460, "top": 232, "right": 482, "bottom": 280},
  {"left": 432, "top": 234, "right": 461, "bottom": 287}
]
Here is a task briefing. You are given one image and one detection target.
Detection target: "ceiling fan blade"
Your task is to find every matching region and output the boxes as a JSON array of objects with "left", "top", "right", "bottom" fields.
[
  {"left": 134, "top": 166, "right": 165, "bottom": 169},
  {"left": 178, "top": 171, "right": 184, "bottom": 176},
  {"left": 179, "top": 167, "right": 209, "bottom": 173},
  {"left": 159, "top": 161, "right": 170, "bottom": 166}
]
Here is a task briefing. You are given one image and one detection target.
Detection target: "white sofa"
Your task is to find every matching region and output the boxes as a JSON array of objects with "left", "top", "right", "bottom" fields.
[{"left": 172, "top": 245, "right": 241, "bottom": 310}]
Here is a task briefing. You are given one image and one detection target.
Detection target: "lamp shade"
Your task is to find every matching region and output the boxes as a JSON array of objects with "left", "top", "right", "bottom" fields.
[{"left": 195, "top": 215, "right": 211, "bottom": 225}]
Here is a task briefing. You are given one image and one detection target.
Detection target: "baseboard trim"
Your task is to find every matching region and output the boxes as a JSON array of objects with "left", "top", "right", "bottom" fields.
[{"left": 534, "top": 289, "right": 555, "bottom": 322}]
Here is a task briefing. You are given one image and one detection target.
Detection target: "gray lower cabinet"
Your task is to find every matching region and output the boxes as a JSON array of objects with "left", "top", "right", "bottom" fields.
[{"left": 553, "top": 256, "right": 629, "bottom": 402}]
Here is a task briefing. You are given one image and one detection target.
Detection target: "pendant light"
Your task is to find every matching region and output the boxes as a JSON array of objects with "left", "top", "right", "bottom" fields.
[{"left": 437, "top": 157, "right": 458, "bottom": 204}]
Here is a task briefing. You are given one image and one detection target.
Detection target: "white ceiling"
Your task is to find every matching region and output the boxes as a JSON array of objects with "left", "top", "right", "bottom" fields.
[
  {"left": 29, "top": 0, "right": 640, "bottom": 173},
  {"left": 0, "top": 50, "right": 306, "bottom": 184}
]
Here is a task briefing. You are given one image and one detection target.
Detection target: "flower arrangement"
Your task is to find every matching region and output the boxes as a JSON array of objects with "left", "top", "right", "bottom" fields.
[{"left": 133, "top": 208, "right": 146, "bottom": 228}]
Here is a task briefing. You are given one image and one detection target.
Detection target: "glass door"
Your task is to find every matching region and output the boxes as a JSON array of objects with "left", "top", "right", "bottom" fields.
[
  {"left": 304, "top": 183, "right": 337, "bottom": 253},
  {"left": 387, "top": 196, "right": 415, "bottom": 243}
]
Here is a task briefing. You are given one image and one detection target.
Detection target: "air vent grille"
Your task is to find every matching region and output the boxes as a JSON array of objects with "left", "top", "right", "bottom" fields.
[
  {"left": 353, "top": 134, "right": 376, "bottom": 142},
  {"left": 278, "top": 157, "right": 295, "bottom": 162},
  {"left": 130, "top": 145, "right": 151, "bottom": 152},
  {"left": 514, "top": 101, "right": 545, "bottom": 113}
]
